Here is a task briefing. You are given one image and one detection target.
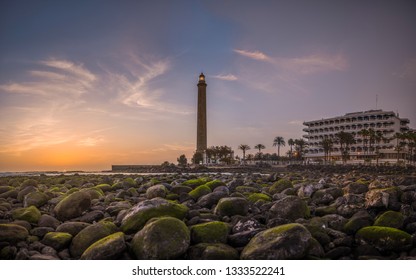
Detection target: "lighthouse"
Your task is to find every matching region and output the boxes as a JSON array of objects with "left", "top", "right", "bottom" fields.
[{"left": 196, "top": 73, "right": 207, "bottom": 163}]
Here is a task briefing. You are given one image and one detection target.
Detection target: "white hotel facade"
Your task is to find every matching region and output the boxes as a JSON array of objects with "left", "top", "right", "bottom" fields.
[{"left": 303, "top": 109, "right": 412, "bottom": 164}]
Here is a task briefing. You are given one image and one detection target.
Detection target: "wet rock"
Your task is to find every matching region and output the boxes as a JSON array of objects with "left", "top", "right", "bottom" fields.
[
  {"left": 78, "top": 210, "right": 105, "bottom": 223},
  {"left": 80, "top": 232, "right": 126, "bottom": 260},
  {"left": 269, "top": 179, "right": 293, "bottom": 194},
  {"left": 214, "top": 197, "right": 249, "bottom": 217},
  {"left": 56, "top": 222, "right": 90, "bottom": 236},
  {"left": 70, "top": 221, "right": 118, "bottom": 258},
  {"left": 120, "top": 198, "right": 188, "bottom": 234},
  {"left": 343, "top": 182, "right": 368, "bottom": 194},
  {"left": 356, "top": 226, "right": 413, "bottom": 252},
  {"left": 365, "top": 187, "right": 399, "bottom": 210},
  {"left": 269, "top": 196, "right": 310, "bottom": 222},
  {"left": 12, "top": 205, "right": 41, "bottom": 224},
  {"left": 54, "top": 191, "right": 91, "bottom": 221},
  {"left": 0, "top": 224, "right": 29, "bottom": 243},
  {"left": 131, "top": 217, "right": 190, "bottom": 259},
  {"left": 228, "top": 229, "right": 264, "bottom": 247},
  {"left": 197, "top": 191, "right": 228, "bottom": 208},
  {"left": 38, "top": 214, "right": 60, "bottom": 229},
  {"left": 146, "top": 184, "right": 167, "bottom": 199},
  {"left": 324, "top": 246, "right": 351, "bottom": 259},
  {"left": 41, "top": 232, "right": 72, "bottom": 251},
  {"left": 23, "top": 192, "right": 49, "bottom": 208},
  {"left": 241, "top": 223, "right": 312, "bottom": 260},
  {"left": 190, "top": 221, "right": 229, "bottom": 244},
  {"left": 30, "top": 227, "right": 55, "bottom": 238},
  {"left": 344, "top": 210, "right": 373, "bottom": 234},
  {"left": 189, "top": 185, "right": 211, "bottom": 200},
  {"left": 374, "top": 211, "right": 404, "bottom": 229}
]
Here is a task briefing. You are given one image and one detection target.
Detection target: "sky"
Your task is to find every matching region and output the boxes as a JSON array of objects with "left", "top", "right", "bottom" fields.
[{"left": 1, "top": 0, "right": 415, "bottom": 171}]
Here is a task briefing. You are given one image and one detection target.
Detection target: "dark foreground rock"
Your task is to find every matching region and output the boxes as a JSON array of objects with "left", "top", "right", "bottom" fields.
[{"left": 0, "top": 168, "right": 415, "bottom": 259}]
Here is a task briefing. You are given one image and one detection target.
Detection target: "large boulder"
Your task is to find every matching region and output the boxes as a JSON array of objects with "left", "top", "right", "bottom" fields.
[
  {"left": 23, "top": 191, "right": 49, "bottom": 208},
  {"left": 56, "top": 222, "right": 90, "bottom": 236},
  {"left": 131, "top": 217, "right": 190, "bottom": 259},
  {"left": 80, "top": 232, "right": 126, "bottom": 260},
  {"left": 269, "top": 179, "right": 293, "bottom": 194},
  {"left": 146, "top": 184, "right": 167, "bottom": 199},
  {"left": 365, "top": 187, "right": 399, "bottom": 210},
  {"left": 241, "top": 223, "right": 312, "bottom": 260},
  {"left": 12, "top": 205, "right": 42, "bottom": 224},
  {"left": 190, "top": 221, "right": 229, "bottom": 244},
  {"left": 120, "top": 198, "right": 188, "bottom": 234},
  {"left": 41, "top": 232, "right": 73, "bottom": 250},
  {"left": 70, "top": 221, "right": 118, "bottom": 258},
  {"left": 214, "top": 197, "right": 249, "bottom": 217},
  {"left": 197, "top": 191, "right": 228, "bottom": 208},
  {"left": 373, "top": 211, "right": 404, "bottom": 229},
  {"left": 344, "top": 210, "right": 373, "bottom": 234},
  {"left": 269, "top": 196, "right": 310, "bottom": 222},
  {"left": 54, "top": 191, "right": 91, "bottom": 221},
  {"left": 355, "top": 226, "right": 412, "bottom": 252},
  {"left": 0, "top": 224, "right": 29, "bottom": 243},
  {"left": 189, "top": 185, "right": 211, "bottom": 200}
]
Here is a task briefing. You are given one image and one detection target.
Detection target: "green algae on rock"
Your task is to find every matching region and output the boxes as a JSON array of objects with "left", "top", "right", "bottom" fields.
[
  {"left": 190, "top": 221, "right": 229, "bottom": 244},
  {"left": 269, "top": 196, "right": 310, "bottom": 221},
  {"left": 269, "top": 179, "right": 293, "bottom": 194},
  {"left": 214, "top": 197, "right": 249, "bottom": 217},
  {"left": 80, "top": 232, "right": 126, "bottom": 260},
  {"left": 131, "top": 217, "right": 190, "bottom": 259},
  {"left": 247, "top": 193, "right": 271, "bottom": 203},
  {"left": 23, "top": 191, "right": 49, "bottom": 208},
  {"left": 42, "top": 232, "right": 73, "bottom": 250},
  {"left": 355, "top": 226, "right": 412, "bottom": 251},
  {"left": 373, "top": 211, "right": 404, "bottom": 229},
  {"left": 54, "top": 191, "right": 92, "bottom": 221},
  {"left": 189, "top": 185, "right": 211, "bottom": 200},
  {"left": 12, "top": 205, "right": 42, "bottom": 224},
  {"left": 120, "top": 198, "right": 188, "bottom": 234},
  {"left": 241, "top": 223, "right": 312, "bottom": 260}
]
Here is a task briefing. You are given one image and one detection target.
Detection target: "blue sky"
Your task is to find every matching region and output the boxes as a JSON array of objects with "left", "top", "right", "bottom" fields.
[{"left": 1, "top": 0, "right": 415, "bottom": 171}]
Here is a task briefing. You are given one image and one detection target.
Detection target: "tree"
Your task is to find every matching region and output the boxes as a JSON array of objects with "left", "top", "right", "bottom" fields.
[
  {"left": 394, "top": 132, "right": 407, "bottom": 164},
  {"left": 358, "top": 129, "right": 370, "bottom": 156},
  {"left": 294, "top": 139, "right": 307, "bottom": 160},
  {"left": 335, "top": 131, "right": 355, "bottom": 164},
  {"left": 238, "top": 144, "right": 251, "bottom": 164},
  {"left": 272, "top": 136, "right": 285, "bottom": 158},
  {"left": 177, "top": 154, "right": 188, "bottom": 167},
  {"left": 254, "top": 144, "right": 266, "bottom": 153},
  {"left": 374, "top": 130, "right": 385, "bottom": 166},
  {"left": 321, "top": 138, "right": 333, "bottom": 163},
  {"left": 192, "top": 152, "right": 203, "bottom": 165},
  {"left": 288, "top": 138, "right": 295, "bottom": 159}
]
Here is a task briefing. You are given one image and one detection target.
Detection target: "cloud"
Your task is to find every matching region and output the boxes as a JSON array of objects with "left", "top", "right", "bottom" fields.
[
  {"left": 276, "top": 53, "right": 348, "bottom": 74},
  {"left": 234, "top": 49, "right": 271, "bottom": 61},
  {"left": 395, "top": 58, "right": 416, "bottom": 81},
  {"left": 211, "top": 74, "right": 238, "bottom": 81},
  {"left": 40, "top": 59, "right": 96, "bottom": 82},
  {"left": 77, "top": 136, "right": 104, "bottom": 147}
]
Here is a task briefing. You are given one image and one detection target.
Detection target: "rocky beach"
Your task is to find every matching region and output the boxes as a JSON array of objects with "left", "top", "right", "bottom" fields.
[{"left": 1, "top": 165, "right": 415, "bottom": 260}]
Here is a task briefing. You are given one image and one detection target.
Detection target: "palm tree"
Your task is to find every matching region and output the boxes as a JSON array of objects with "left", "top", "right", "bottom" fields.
[
  {"left": 394, "top": 132, "right": 407, "bottom": 164},
  {"left": 404, "top": 132, "right": 416, "bottom": 165},
  {"left": 272, "top": 136, "right": 285, "bottom": 158},
  {"left": 336, "top": 131, "right": 355, "bottom": 164},
  {"left": 358, "top": 128, "right": 370, "bottom": 157},
  {"left": 321, "top": 138, "right": 333, "bottom": 163},
  {"left": 254, "top": 144, "right": 266, "bottom": 153},
  {"left": 288, "top": 138, "right": 295, "bottom": 159},
  {"left": 294, "top": 139, "right": 307, "bottom": 160},
  {"left": 238, "top": 144, "right": 251, "bottom": 164},
  {"left": 374, "top": 130, "right": 385, "bottom": 166}
]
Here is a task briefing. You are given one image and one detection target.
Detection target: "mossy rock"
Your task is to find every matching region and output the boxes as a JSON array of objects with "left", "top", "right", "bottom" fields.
[
  {"left": 269, "top": 196, "right": 310, "bottom": 221},
  {"left": 189, "top": 185, "right": 211, "bottom": 200},
  {"left": 203, "top": 180, "right": 225, "bottom": 190},
  {"left": 241, "top": 223, "right": 312, "bottom": 260},
  {"left": 187, "top": 243, "right": 239, "bottom": 260},
  {"left": 0, "top": 188, "right": 18, "bottom": 199},
  {"left": 214, "top": 197, "right": 249, "bottom": 217},
  {"left": 80, "top": 232, "right": 126, "bottom": 260},
  {"left": 67, "top": 187, "right": 80, "bottom": 194},
  {"left": 54, "top": 191, "right": 91, "bottom": 221},
  {"left": 344, "top": 210, "right": 373, "bottom": 234},
  {"left": 247, "top": 193, "right": 271, "bottom": 203},
  {"left": 56, "top": 222, "right": 91, "bottom": 236},
  {"left": 70, "top": 221, "right": 118, "bottom": 258},
  {"left": 23, "top": 191, "right": 49, "bottom": 208},
  {"left": 21, "top": 178, "right": 38, "bottom": 188},
  {"left": 0, "top": 186, "right": 13, "bottom": 194},
  {"left": 191, "top": 221, "right": 229, "bottom": 244},
  {"left": 0, "top": 223, "right": 29, "bottom": 243},
  {"left": 94, "top": 184, "right": 112, "bottom": 192},
  {"left": 81, "top": 188, "right": 104, "bottom": 200},
  {"left": 131, "top": 217, "right": 190, "bottom": 259},
  {"left": 356, "top": 226, "right": 412, "bottom": 251},
  {"left": 315, "top": 205, "right": 337, "bottom": 216},
  {"left": 183, "top": 177, "right": 210, "bottom": 188},
  {"left": 12, "top": 205, "right": 41, "bottom": 224},
  {"left": 171, "top": 185, "right": 193, "bottom": 195},
  {"left": 235, "top": 186, "right": 259, "bottom": 194},
  {"left": 146, "top": 184, "right": 167, "bottom": 199},
  {"left": 269, "top": 179, "right": 293, "bottom": 194},
  {"left": 42, "top": 232, "right": 73, "bottom": 250},
  {"left": 120, "top": 198, "right": 188, "bottom": 234},
  {"left": 374, "top": 211, "right": 404, "bottom": 229}
]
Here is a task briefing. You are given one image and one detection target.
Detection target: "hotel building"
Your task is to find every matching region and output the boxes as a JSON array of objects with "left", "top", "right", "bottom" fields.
[{"left": 303, "top": 109, "right": 412, "bottom": 164}]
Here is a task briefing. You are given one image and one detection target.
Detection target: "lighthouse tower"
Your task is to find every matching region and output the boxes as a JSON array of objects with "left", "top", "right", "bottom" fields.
[{"left": 196, "top": 73, "right": 207, "bottom": 162}]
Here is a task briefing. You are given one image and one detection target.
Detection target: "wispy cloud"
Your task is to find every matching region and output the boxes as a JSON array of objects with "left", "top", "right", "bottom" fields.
[
  {"left": 395, "top": 58, "right": 416, "bottom": 81},
  {"left": 40, "top": 59, "right": 96, "bottom": 82},
  {"left": 77, "top": 136, "right": 105, "bottom": 147},
  {"left": 276, "top": 53, "right": 348, "bottom": 74},
  {"left": 211, "top": 74, "right": 238, "bottom": 81},
  {"left": 234, "top": 49, "right": 271, "bottom": 61}
]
